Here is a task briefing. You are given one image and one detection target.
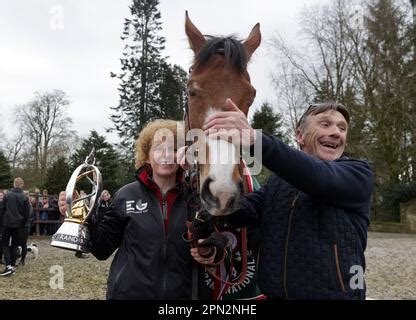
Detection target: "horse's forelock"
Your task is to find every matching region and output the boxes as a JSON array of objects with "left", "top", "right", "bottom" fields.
[{"left": 195, "top": 36, "right": 247, "bottom": 73}]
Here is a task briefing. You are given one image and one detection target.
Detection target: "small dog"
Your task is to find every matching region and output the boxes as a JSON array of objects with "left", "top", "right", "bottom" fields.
[
  {"left": 14, "top": 243, "right": 38, "bottom": 265},
  {"left": 27, "top": 243, "right": 39, "bottom": 260}
]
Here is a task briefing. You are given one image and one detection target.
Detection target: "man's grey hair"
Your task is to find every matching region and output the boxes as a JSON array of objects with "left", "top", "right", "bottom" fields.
[{"left": 296, "top": 102, "right": 350, "bottom": 131}]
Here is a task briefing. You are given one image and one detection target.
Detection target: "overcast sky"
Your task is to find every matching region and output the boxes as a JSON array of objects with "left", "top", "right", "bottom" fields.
[{"left": 0, "top": 0, "right": 328, "bottom": 143}]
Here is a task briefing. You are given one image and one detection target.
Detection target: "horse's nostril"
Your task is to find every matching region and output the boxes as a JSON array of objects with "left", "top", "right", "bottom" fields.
[
  {"left": 201, "top": 177, "right": 220, "bottom": 209},
  {"left": 226, "top": 196, "right": 236, "bottom": 211}
]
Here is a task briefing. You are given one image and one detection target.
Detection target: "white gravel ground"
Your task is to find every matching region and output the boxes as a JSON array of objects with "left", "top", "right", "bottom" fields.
[
  {"left": 366, "top": 232, "right": 416, "bottom": 300},
  {"left": 0, "top": 232, "right": 414, "bottom": 300}
]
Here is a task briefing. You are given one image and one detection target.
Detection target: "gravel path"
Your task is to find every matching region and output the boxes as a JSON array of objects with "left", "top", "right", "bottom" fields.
[
  {"left": 0, "top": 232, "right": 414, "bottom": 299},
  {"left": 0, "top": 236, "right": 111, "bottom": 300},
  {"left": 366, "top": 232, "right": 416, "bottom": 300}
]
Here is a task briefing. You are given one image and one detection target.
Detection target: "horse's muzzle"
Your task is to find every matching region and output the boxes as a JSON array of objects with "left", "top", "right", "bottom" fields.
[
  {"left": 200, "top": 176, "right": 239, "bottom": 216},
  {"left": 201, "top": 176, "right": 220, "bottom": 209}
]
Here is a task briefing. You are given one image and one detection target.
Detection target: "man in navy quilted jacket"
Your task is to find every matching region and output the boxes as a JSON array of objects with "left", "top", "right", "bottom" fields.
[{"left": 204, "top": 100, "right": 373, "bottom": 300}]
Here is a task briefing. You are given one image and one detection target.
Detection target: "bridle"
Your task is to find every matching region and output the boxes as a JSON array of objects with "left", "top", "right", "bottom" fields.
[{"left": 183, "top": 69, "right": 252, "bottom": 298}]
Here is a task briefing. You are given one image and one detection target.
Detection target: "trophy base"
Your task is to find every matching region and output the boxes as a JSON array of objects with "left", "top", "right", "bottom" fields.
[{"left": 51, "top": 220, "right": 90, "bottom": 253}]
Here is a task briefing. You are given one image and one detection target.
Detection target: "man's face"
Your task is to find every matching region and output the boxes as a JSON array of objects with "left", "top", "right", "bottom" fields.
[{"left": 296, "top": 110, "right": 348, "bottom": 161}]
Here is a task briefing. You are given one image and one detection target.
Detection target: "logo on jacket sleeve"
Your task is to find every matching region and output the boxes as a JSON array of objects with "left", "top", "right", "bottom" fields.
[{"left": 126, "top": 199, "right": 149, "bottom": 215}]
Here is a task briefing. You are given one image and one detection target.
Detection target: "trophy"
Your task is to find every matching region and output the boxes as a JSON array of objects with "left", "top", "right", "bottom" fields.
[{"left": 51, "top": 149, "right": 102, "bottom": 255}]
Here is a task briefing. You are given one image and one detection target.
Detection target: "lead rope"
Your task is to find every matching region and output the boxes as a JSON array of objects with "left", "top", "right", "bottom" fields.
[
  {"left": 203, "top": 159, "right": 250, "bottom": 298},
  {"left": 184, "top": 91, "right": 250, "bottom": 299}
]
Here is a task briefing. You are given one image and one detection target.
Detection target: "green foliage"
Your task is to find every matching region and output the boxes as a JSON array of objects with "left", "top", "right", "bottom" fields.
[
  {"left": 43, "top": 157, "right": 71, "bottom": 195},
  {"left": 110, "top": 0, "right": 187, "bottom": 152},
  {"left": 71, "top": 131, "right": 123, "bottom": 195},
  {"left": 362, "top": 0, "right": 415, "bottom": 185},
  {"left": 0, "top": 151, "right": 12, "bottom": 189},
  {"left": 250, "top": 102, "right": 291, "bottom": 184},
  {"left": 271, "top": 0, "right": 416, "bottom": 221},
  {"left": 114, "top": 148, "right": 136, "bottom": 188},
  {"left": 154, "top": 62, "right": 187, "bottom": 120},
  {"left": 251, "top": 102, "right": 290, "bottom": 143},
  {"left": 381, "top": 181, "right": 416, "bottom": 217}
]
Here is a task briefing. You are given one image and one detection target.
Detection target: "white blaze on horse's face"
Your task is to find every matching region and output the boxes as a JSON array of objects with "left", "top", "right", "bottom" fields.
[
  {"left": 202, "top": 108, "right": 240, "bottom": 216},
  {"left": 185, "top": 12, "right": 261, "bottom": 216}
]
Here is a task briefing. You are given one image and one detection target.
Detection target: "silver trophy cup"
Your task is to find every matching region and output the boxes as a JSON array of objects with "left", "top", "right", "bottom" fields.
[{"left": 51, "top": 149, "right": 102, "bottom": 254}]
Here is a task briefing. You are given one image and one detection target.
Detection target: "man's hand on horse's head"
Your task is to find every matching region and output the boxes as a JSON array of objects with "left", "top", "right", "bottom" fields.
[
  {"left": 224, "top": 98, "right": 240, "bottom": 112},
  {"left": 203, "top": 98, "right": 256, "bottom": 146}
]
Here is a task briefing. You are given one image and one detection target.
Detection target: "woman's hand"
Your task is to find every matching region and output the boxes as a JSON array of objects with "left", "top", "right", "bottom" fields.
[{"left": 190, "top": 239, "right": 216, "bottom": 265}]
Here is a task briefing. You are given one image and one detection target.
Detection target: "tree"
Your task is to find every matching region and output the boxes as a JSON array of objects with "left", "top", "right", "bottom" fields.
[
  {"left": 110, "top": 0, "right": 187, "bottom": 158},
  {"left": 0, "top": 151, "right": 12, "bottom": 189},
  {"left": 112, "top": 1, "right": 164, "bottom": 143},
  {"left": 270, "top": 0, "right": 415, "bottom": 220},
  {"left": 71, "top": 131, "right": 122, "bottom": 195},
  {"left": 272, "top": 0, "right": 356, "bottom": 104},
  {"left": 153, "top": 62, "right": 187, "bottom": 120},
  {"left": 250, "top": 101, "right": 290, "bottom": 184},
  {"left": 270, "top": 0, "right": 359, "bottom": 148},
  {"left": 358, "top": 0, "right": 414, "bottom": 184},
  {"left": 43, "top": 157, "right": 71, "bottom": 195},
  {"left": 3, "top": 132, "right": 24, "bottom": 171},
  {"left": 14, "top": 90, "right": 76, "bottom": 185},
  {"left": 251, "top": 102, "right": 290, "bottom": 143},
  {"left": 410, "top": 0, "right": 416, "bottom": 176},
  {"left": 271, "top": 64, "right": 311, "bottom": 135}
]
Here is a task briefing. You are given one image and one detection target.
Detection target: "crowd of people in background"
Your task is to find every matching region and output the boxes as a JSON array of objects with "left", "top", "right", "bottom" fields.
[
  {"left": 0, "top": 182, "right": 113, "bottom": 276},
  {"left": 0, "top": 182, "right": 63, "bottom": 276}
]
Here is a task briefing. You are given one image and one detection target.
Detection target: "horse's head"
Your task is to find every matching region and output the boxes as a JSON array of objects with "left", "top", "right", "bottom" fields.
[{"left": 185, "top": 12, "right": 261, "bottom": 216}]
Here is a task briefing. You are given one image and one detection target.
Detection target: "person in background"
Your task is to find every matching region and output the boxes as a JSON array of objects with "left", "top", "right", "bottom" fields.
[
  {"left": 49, "top": 195, "right": 60, "bottom": 234},
  {"left": 38, "top": 189, "right": 50, "bottom": 235},
  {"left": 29, "top": 194, "right": 38, "bottom": 235},
  {"left": 99, "top": 190, "right": 111, "bottom": 209},
  {"left": 0, "top": 178, "right": 31, "bottom": 276},
  {"left": 17, "top": 191, "right": 33, "bottom": 266},
  {"left": 0, "top": 190, "right": 5, "bottom": 264}
]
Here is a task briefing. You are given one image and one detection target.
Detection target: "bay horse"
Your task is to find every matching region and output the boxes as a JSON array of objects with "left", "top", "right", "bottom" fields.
[{"left": 184, "top": 12, "right": 261, "bottom": 216}]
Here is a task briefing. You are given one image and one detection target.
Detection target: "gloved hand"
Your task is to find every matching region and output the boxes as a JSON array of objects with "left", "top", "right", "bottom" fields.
[{"left": 197, "top": 232, "right": 229, "bottom": 262}]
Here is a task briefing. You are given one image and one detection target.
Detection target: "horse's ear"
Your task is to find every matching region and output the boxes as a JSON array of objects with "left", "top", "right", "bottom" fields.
[
  {"left": 185, "top": 11, "right": 206, "bottom": 54},
  {"left": 243, "top": 23, "right": 261, "bottom": 61}
]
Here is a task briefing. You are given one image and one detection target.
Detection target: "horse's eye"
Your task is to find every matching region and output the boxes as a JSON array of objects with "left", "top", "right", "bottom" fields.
[{"left": 188, "top": 90, "right": 196, "bottom": 97}]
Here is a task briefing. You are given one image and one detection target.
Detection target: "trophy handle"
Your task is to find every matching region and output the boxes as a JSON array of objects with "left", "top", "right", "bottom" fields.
[
  {"left": 65, "top": 164, "right": 103, "bottom": 222},
  {"left": 52, "top": 148, "right": 103, "bottom": 254}
]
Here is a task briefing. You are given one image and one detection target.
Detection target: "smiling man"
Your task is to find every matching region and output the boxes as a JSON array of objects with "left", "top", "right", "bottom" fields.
[
  {"left": 296, "top": 103, "right": 348, "bottom": 161},
  {"left": 204, "top": 100, "right": 374, "bottom": 300}
]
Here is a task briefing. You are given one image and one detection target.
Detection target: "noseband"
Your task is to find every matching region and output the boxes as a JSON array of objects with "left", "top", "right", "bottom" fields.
[
  {"left": 183, "top": 100, "right": 252, "bottom": 297},
  {"left": 183, "top": 44, "right": 257, "bottom": 298}
]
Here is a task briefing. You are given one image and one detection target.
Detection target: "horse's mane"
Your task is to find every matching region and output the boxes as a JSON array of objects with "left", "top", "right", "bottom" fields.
[{"left": 195, "top": 36, "right": 247, "bottom": 73}]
